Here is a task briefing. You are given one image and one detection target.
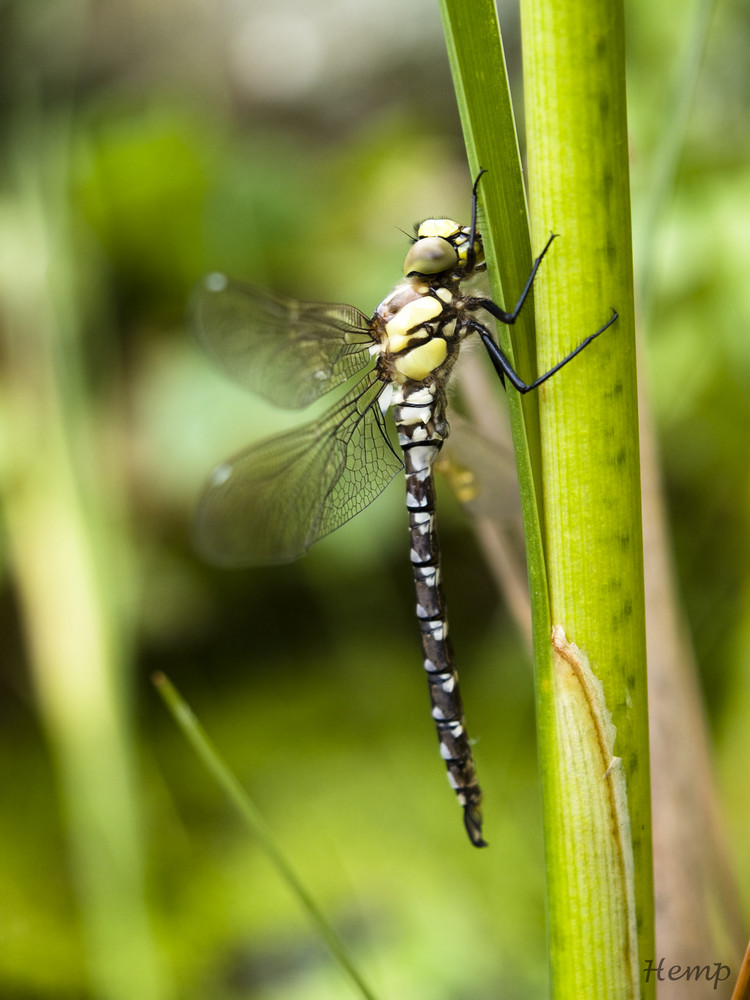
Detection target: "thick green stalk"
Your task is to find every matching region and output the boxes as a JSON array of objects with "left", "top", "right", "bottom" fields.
[
  {"left": 439, "top": 0, "right": 653, "bottom": 995},
  {"left": 520, "top": 0, "right": 654, "bottom": 996}
]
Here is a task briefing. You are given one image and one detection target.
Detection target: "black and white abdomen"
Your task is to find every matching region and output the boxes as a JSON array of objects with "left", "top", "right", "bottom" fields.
[{"left": 392, "top": 381, "right": 486, "bottom": 847}]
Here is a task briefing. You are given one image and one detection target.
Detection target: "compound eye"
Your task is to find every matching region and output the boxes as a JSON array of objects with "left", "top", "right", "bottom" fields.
[{"left": 403, "top": 237, "right": 458, "bottom": 277}]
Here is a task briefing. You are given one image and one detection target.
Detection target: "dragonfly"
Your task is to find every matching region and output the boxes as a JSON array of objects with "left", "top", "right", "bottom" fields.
[{"left": 192, "top": 172, "right": 617, "bottom": 847}]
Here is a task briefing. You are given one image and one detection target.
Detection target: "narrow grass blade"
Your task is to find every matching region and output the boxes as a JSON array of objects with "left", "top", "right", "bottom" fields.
[
  {"left": 153, "top": 672, "right": 379, "bottom": 1000},
  {"left": 438, "top": 0, "right": 552, "bottom": 689}
]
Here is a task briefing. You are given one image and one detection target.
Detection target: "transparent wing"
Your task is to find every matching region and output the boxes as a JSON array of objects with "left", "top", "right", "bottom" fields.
[
  {"left": 191, "top": 273, "right": 376, "bottom": 409},
  {"left": 437, "top": 414, "right": 530, "bottom": 642},
  {"left": 194, "top": 372, "right": 403, "bottom": 565},
  {"left": 437, "top": 414, "right": 522, "bottom": 527}
]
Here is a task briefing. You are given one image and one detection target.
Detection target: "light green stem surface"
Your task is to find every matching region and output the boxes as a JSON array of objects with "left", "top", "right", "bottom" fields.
[{"left": 520, "top": 0, "right": 654, "bottom": 996}]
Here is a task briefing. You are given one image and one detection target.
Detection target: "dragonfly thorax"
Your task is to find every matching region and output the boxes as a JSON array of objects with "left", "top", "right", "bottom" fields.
[
  {"left": 373, "top": 215, "right": 486, "bottom": 386},
  {"left": 373, "top": 278, "right": 465, "bottom": 385}
]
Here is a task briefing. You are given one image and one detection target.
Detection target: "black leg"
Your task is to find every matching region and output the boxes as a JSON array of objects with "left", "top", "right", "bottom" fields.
[
  {"left": 472, "top": 309, "right": 618, "bottom": 395},
  {"left": 466, "top": 232, "right": 558, "bottom": 326},
  {"left": 463, "top": 176, "right": 617, "bottom": 393}
]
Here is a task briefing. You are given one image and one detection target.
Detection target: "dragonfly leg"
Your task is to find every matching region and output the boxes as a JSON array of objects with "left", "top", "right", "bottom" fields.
[{"left": 468, "top": 309, "right": 618, "bottom": 394}]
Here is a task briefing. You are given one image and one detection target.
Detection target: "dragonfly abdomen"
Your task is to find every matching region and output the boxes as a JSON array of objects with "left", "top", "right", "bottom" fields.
[{"left": 393, "top": 384, "right": 486, "bottom": 848}]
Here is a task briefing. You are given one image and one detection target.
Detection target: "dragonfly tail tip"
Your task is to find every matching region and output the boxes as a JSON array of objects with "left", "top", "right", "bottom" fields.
[{"left": 463, "top": 804, "right": 488, "bottom": 848}]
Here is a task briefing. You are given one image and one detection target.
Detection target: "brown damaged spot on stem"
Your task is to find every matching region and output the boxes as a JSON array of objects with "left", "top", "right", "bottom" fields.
[
  {"left": 551, "top": 624, "right": 620, "bottom": 776},
  {"left": 550, "top": 624, "right": 639, "bottom": 991}
]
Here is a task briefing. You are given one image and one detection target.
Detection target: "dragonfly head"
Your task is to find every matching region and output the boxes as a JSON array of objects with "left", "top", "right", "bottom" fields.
[{"left": 403, "top": 219, "right": 484, "bottom": 280}]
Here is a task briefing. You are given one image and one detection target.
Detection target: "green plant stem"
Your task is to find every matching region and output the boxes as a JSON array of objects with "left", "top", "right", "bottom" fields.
[
  {"left": 520, "top": 0, "right": 654, "bottom": 996},
  {"left": 438, "top": 0, "right": 552, "bottom": 711},
  {"left": 439, "top": 0, "right": 653, "bottom": 994},
  {"left": 153, "top": 673, "right": 379, "bottom": 1000}
]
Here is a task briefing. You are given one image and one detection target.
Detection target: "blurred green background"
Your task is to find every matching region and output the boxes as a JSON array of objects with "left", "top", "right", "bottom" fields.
[{"left": 0, "top": 0, "right": 747, "bottom": 998}]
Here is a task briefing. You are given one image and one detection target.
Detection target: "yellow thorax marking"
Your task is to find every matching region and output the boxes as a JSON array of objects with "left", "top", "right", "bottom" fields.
[
  {"left": 394, "top": 338, "right": 448, "bottom": 381},
  {"left": 385, "top": 295, "right": 443, "bottom": 353}
]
